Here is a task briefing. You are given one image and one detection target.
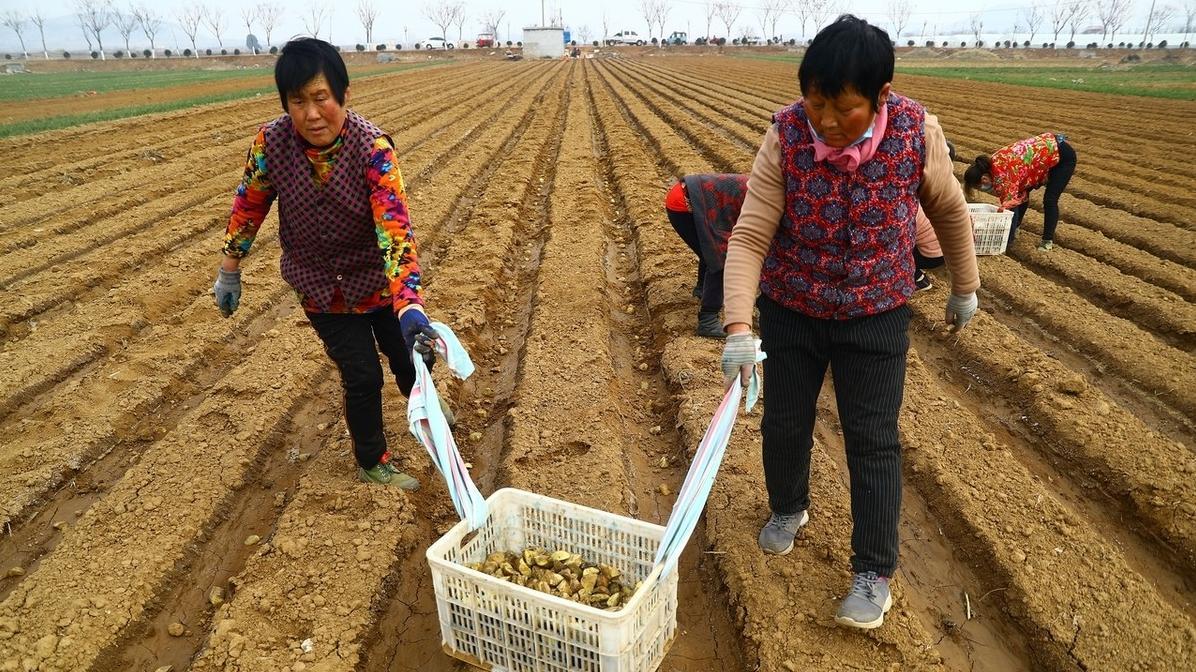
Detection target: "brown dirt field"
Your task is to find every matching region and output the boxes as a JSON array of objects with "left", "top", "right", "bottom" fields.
[{"left": 0, "top": 55, "right": 1193, "bottom": 672}]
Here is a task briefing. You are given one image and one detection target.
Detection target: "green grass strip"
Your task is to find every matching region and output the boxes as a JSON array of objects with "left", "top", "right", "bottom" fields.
[
  {"left": 0, "top": 68, "right": 273, "bottom": 102},
  {"left": 0, "top": 62, "right": 440, "bottom": 139},
  {"left": 895, "top": 64, "right": 1196, "bottom": 100}
]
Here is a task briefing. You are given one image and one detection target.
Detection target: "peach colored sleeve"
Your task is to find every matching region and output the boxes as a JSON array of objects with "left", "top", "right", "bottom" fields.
[
  {"left": 722, "top": 125, "right": 785, "bottom": 328},
  {"left": 920, "top": 114, "right": 980, "bottom": 294}
]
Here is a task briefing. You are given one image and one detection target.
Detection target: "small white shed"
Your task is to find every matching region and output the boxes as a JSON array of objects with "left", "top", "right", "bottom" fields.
[{"left": 522, "top": 27, "right": 564, "bottom": 58}]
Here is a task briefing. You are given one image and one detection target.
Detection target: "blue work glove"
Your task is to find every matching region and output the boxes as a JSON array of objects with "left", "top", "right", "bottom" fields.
[
  {"left": 399, "top": 309, "right": 438, "bottom": 365},
  {"left": 945, "top": 292, "right": 978, "bottom": 332},
  {"left": 720, "top": 332, "right": 756, "bottom": 390},
  {"left": 212, "top": 267, "right": 241, "bottom": 318}
]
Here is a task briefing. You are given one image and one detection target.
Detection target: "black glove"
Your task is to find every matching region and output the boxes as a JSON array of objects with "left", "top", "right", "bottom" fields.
[{"left": 399, "top": 309, "right": 438, "bottom": 365}]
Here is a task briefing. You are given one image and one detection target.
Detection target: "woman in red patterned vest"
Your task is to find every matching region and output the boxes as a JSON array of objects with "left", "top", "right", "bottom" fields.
[
  {"left": 720, "top": 16, "right": 981, "bottom": 630},
  {"left": 212, "top": 38, "right": 441, "bottom": 490}
]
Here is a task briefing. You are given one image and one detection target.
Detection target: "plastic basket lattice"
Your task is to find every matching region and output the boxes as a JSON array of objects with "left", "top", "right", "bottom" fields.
[
  {"left": 968, "top": 203, "right": 1014, "bottom": 256},
  {"left": 427, "top": 488, "right": 678, "bottom": 672}
]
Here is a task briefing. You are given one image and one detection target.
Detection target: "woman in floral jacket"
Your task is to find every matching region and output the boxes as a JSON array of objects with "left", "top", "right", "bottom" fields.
[{"left": 963, "top": 133, "right": 1077, "bottom": 251}]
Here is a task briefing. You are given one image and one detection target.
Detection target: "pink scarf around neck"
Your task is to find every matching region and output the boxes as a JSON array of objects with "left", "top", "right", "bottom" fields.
[{"left": 810, "top": 101, "right": 889, "bottom": 173}]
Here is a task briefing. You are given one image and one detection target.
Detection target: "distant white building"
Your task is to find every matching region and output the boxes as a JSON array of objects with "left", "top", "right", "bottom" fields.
[{"left": 522, "top": 27, "right": 564, "bottom": 58}]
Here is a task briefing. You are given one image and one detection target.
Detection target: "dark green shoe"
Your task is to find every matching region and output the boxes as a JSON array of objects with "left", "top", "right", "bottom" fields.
[{"left": 358, "top": 463, "right": 420, "bottom": 490}]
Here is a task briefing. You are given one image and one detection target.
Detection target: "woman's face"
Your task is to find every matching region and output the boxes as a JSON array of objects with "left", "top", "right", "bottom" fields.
[
  {"left": 803, "top": 83, "right": 891, "bottom": 148},
  {"left": 979, "top": 174, "right": 993, "bottom": 192},
  {"left": 286, "top": 73, "right": 350, "bottom": 147}
]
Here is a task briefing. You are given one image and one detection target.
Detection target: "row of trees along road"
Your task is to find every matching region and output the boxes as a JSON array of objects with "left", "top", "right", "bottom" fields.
[{"left": 2, "top": 0, "right": 1194, "bottom": 60}]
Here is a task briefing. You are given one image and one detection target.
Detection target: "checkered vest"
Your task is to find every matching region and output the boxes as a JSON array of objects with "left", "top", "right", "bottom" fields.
[
  {"left": 761, "top": 94, "right": 925, "bottom": 319},
  {"left": 264, "top": 110, "right": 389, "bottom": 312}
]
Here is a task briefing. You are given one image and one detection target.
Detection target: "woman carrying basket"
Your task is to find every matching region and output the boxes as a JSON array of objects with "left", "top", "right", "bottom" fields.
[
  {"left": 963, "top": 133, "right": 1077, "bottom": 251},
  {"left": 719, "top": 15, "right": 980, "bottom": 630}
]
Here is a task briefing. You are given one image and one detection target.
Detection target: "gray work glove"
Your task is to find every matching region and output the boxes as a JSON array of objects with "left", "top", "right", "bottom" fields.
[
  {"left": 945, "top": 292, "right": 978, "bottom": 332},
  {"left": 213, "top": 267, "right": 241, "bottom": 318},
  {"left": 721, "top": 332, "right": 756, "bottom": 390}
]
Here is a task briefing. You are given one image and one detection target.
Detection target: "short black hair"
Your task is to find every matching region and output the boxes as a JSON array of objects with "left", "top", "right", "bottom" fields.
[
  {"left": 274, "top": 37, "right": 349, "bottom": 112},
  {"left": 798, "top": 15, "right": 894, "bottom": 110}
]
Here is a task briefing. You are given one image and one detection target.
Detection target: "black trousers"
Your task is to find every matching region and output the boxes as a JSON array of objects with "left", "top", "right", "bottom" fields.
[
  {"left": 913, "top": 249, "right": 944, "bottom": 271},
  {"left": 667, "top": 209, "right": 723, "bottom": 311},
  {"left": 1007, "top": 138, "right": 1077, "bottom": 245},
  {"left": 307, "top": 309, "right": 416, "bottom": 470},
  {"left": 758, "top": 295, "right": 909, "bottom": 576}
]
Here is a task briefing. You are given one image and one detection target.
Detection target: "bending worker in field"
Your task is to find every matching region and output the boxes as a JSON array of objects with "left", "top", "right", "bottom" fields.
[
  {"left": 212, "top": 37, "right": 440, "bottom": 489},
  {"left": 962, "top": 132, "right": 1077, "bottom": 251},
  {"left": 664, "top": 174, "right": 750, "bottom": 338},
  {"left": 720, "top": 15, "right": 980, "bottom": 630}
]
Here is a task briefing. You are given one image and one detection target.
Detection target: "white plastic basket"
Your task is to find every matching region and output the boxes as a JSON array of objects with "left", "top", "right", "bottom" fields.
[
  {"left": 968, "top": 203, "right": 1014, "bottom": 256},
  {"left": 427, "top": 488, "right": 678, "bottom": 672}
]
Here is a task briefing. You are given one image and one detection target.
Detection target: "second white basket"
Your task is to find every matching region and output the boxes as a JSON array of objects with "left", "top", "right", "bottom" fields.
[
  {"left": 968, "top": 203, "right": 1014, "bottom": 256},
  {"left": 426, "top": 488, "right": 678, "bottom": 672}
]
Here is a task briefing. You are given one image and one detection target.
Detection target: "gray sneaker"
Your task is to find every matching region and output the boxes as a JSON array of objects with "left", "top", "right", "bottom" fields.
[
  {"left": 757, "top": 510, "right": 809, "bottom": 555},
  {"left": 834, "top": 571, "right": 892, "bottom": 630}
]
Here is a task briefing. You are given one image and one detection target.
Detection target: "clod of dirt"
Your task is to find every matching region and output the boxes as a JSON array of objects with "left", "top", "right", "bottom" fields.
[
  {"left": 167, "top": 622, "right": 185, "bottom": 637},
  {"left": 243, "top": 535, "right": 261, "bottom": 546},
  {"left": 659, "top": 483, "right": 671, "bottom": 496},
  {"left": 208, "top": 586, "right": 225, "bottom": 607},
  {"left": 5, "top": 567, "right": 24, "bottom": 578},
  {"left": 1058, "top": 374, "right": 1088, "bottom": 395},
  {"left": 154, "top": 665, "right": 174, "bottom": 672}
]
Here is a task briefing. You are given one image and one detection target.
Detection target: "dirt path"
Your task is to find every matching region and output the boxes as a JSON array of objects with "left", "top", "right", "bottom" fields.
[{"left": 1, "top": 56, "right": 1192, "bottom": 672}]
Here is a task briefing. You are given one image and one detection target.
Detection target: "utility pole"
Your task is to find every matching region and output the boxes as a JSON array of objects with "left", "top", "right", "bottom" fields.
[{"left": 542, "top": 0, "right": 545, "bottom": 26}]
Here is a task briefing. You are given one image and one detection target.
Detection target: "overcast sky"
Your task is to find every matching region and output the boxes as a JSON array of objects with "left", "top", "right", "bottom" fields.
[{"left": 0, "top": 0, "right": 1187, "bottom": 53}]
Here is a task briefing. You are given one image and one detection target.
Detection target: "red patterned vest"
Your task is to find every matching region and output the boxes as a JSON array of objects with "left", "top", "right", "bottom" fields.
[
  {"left": 761, "top": 94, "right": 925, "bottom": 319},
  {"left": 264, "top": 110, "right": 390, "bottom": 312}
]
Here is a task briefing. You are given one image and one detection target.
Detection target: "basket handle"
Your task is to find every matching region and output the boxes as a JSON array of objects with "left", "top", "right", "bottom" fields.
[
  {"left": 652, "top": 342, "right": 765, "bottom": 578},
  {"left": 407, "top": 323, "right": 489, "bottom": 530}
]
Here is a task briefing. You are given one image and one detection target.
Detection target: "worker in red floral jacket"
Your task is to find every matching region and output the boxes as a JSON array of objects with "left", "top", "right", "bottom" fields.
[
  {"left": 664, "top": 174, "right": 750, "bottom": 338},
  {"left": 963, "top": 133, "right": 1077, "bottom": 251},
  {"left": 212, "top": 37, "right": 436, "bottom": 490},
  {"left": 721, "top": 15, "right": 980, "bottom": 631}
]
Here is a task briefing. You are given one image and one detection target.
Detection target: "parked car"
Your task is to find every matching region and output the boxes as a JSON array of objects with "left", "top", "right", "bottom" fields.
[
  {"left": 604, "top": 30, "right": 645, "bottom": 46},
  {"left": 667, "top": 31, "right": 688, "bottom": 45},
  {"left": 424, "top": 37, "right": 455, "bottom": 50}
]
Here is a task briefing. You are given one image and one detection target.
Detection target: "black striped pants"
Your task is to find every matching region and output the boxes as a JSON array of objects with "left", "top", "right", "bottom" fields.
[{"left": 758, "top": 295, "right": 909, "bottom": 576}]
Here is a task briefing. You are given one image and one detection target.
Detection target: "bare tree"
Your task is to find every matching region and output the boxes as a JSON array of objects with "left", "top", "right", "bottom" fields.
[
  {"left": 1184, "top": 0, "right": 1196, "bottom": 42},
  {"left": 177, "top": 4, "right": 204, "bottom": 56},
  {"left": 76, "top": 0, "right": 113, "bottom": 59},
  {"left": 1069, "top": 0, "right": 1092, "bottom": 41},
  {"left": 602, "top": 11, "right": 610, "bottom": 41},
  {"left": 303, "top": 2, "right": 328, "bottom": 38},
  {"left": 1050, "top": 0, "right": 1074, "bottom": 42},
  {"left": 1097, "top": 0, "right": 1133, "bottom": 41},
  {"left": 969, "top": 12, "right": 984, "bottom": 44},
  {"left": 240, "top": 6, "right": 256, "bottom": 50},
  {"left": 356, "top": 0, "right": 379, "bottom": 44},
  {"left": 808, "top": 0, "right": 838, "bottom": 34},
  {"left": 578, "top": 24, "right": 592, "bottom": 44},
  {"left": 757, "top": 0, "right": 775, "bottom": 39},
  {"left": 481, "top": 9, "right": 506, "bottom": 43},
  {"left": 134, "top": 5, "right": 162, "bottom": 56},
  {"left": 75, "top": 10, "right": 93, "bottom": 52},
  {"left": 203, "top": 5, "right": 227, "bottom": 48},
  {"left": 30, "top": 9, "right": 49, "bottom": 59},
  {"left": 423, "top": 1, "right": 454, "bottom": 42},
  {"left": 714, "top": 1, "right": 743, "bottom": 38},
  {"left": 1022, "top": 3, "right": 1044, "bottom": 42},
  {"left": 0, "top": 11, "right": 28, "bottom": 59},
  {"left": 452, "top": 2, "right": 467, "bottom": 42},
  {"left": 113, "top": 6, "right": 139, "bottom": 54},
  {"left": 640, "top": 0, "right": 656, "bottom": 39},
  {"left": 704, "top": 0, "right": 717, "bottom": 39},
  {"left": 258, "top": 3, "right": 282, "bottom": 46},
  {"left": 766, "top": 0, "right": 784, "bottom": 39},
  {"left": 888, "top": 0, "right": 913, "bottom": 42},
  {"left": 789, "top": 0, "right": 813, "bottom": 39},
  {"left": 1142, "top": 0, "right": 1176, "bottom": 42},
  {"left": 656, "top": 0, "right": 672, "bottom": 40}
]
